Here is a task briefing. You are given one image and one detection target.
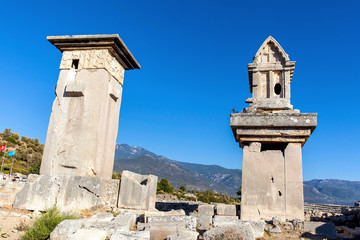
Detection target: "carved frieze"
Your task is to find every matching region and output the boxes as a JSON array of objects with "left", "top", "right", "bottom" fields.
[{"left": 60, "top": 49, "right": 125, "bottom": 84}]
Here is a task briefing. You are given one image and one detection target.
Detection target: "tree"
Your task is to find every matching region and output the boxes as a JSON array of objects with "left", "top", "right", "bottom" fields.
[
  {"left": 179, "top": 185, "right": 186, "bottom": 192},
  {"left": 3, "top": 128, "right": 12, "bottom": 138},
  {"left": 157, "top": 178, "right": 174, "bottom": 193},
  {"left": 236, "top": 186, "right": 242, "bottom": 198}
]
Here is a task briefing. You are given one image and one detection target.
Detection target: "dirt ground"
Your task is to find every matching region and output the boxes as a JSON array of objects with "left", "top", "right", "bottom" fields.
[
  {"left": 257, "top": 230, "right": 335, "bottom": 240},
  {"left": 0, "top": 206, "right": 33, "bottom": 240}
]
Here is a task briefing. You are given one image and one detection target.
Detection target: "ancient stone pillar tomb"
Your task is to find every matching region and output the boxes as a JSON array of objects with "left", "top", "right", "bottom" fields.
[
  {"left": 40, "top": 35, "right": 140, "bottom": 179},
  {"left": 230, "top": 36, "right": 317, "bottom": 221}
]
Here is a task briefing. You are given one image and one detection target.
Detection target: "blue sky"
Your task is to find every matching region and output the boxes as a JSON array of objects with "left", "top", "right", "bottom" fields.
[{"left": 0, "top": 0, "right": 359, "bottom": 181}]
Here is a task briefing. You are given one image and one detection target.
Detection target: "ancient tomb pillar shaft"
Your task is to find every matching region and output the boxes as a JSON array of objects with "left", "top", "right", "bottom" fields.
[
  {"left": 230, "top": 36, "right": 317, "bottom": 221},
  {"left": 40, "top": 35, "right": 140, "bottom": 179}
]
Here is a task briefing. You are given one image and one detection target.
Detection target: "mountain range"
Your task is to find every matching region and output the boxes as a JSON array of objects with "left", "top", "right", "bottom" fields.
[{"left": 114, "top": 144, "right": 359, "bottom": 206}]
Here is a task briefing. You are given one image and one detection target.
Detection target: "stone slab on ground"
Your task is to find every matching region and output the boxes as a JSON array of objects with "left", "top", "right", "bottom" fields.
[
  {"left": 304, "top": 221, "right": 336, "bottom": 238},
  {"left": 110, "top": 230, "right": 150, "bottom": 240},
  {"left": 147, "top": 215, "right": 196, "bottom": 231},
  {"left": 50, "top": 219, "right": 84, "bottom": 240},
  {"left": 13, "top": 174, "right": 120, "bottom": 211},
  {"left": 138, "top": 223, "right": 179, "bottom": 240},
  {"left": 198, "top": 204, "right": 214, "bottom": 216},
  {"left": 189, "top": 213, "right": 212, "bottom": 230},
  {"left": 144, "top": 209, "right": 185, "bottom": 223},
  {"left": 71, "top": 229, "right": 107, "bottom": 240},
  {"left": 166, "top": 229, "right": 199, "bottom": 240},
  {"left": 84, "top": 213, "right": 137, "bottom": 237},
  {"left": 203, "top": 224, "right": 255, "bottom": 240},
  {"left": 212, "top": 218, "right": 265, "bottom": 238},
  {"left": 214, "top": 203, "right": 237, "bottom": 216},
  {"left": 118, "top": 171, "right": 157, "bottom": 210},
  {"left": 213, "top": 215, "right": 238, "bottom": 219}
]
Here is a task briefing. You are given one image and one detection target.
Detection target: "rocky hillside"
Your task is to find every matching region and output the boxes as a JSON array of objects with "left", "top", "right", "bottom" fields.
[
  {"left": 114, "top": 144, "right": 242, "bottom": 196},
  {"left": 114, "top": 144, "right": 360, "bottom": 205}
]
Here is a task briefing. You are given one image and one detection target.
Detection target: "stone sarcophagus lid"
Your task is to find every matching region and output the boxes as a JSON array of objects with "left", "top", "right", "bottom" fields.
[
  {"left": 230, "top": 36, "right": 317, "bottom": 221},
  {"left": 40, "top": 35, "right": 140, "bottom": 179}
]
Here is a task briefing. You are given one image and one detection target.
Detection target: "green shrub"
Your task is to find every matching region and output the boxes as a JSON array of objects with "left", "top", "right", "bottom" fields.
[
  {"left": 157, "top": 178, "right": 174, "bottom": 193},
  {"left": 5, "top": 136, "right": 17, "bottom": 144},
  {"left": 21, "top": 206, "right": 78, "bottom": 240}
]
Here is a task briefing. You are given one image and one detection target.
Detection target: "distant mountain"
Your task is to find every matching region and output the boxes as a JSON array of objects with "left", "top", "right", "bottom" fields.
[
  {"left": 113, "top": 144, "right": 242, "bottom": 196},
  {"left": 114, "top": 144, "right": 360, "bottom": 205},
  {"left": 303, "top": 179, "right": 360, "bottom": 206}
]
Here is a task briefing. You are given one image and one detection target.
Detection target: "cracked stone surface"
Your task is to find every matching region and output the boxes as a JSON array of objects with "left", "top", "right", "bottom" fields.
[{"left": 13, "top": 174, "right": 120, "bottom": 211}]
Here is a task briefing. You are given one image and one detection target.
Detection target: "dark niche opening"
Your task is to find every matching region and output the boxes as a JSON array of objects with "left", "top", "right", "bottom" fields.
[
  {"left": 274, "top": 83, "right": 282, "bottom": 95},
  {"left": 72, "top": 59, "right": 79, "bottom": 69}
]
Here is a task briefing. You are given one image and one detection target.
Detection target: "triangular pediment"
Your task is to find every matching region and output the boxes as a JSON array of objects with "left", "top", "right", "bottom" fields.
[{"left": 253, "top": 36, "right": 289, "bottom": 65}]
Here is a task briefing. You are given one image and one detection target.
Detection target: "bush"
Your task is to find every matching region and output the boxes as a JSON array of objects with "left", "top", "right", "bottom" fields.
[
  {"left": 21, "top": 206, "right": 78, "bottom": 240},
  {"left": 157, "top": 178, "right": 174, "bottom": 193}
]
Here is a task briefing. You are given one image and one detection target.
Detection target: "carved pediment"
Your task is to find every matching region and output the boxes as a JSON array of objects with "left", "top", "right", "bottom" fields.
[{"left": 253, "top": 36, "right": 289, "bottom": 66}]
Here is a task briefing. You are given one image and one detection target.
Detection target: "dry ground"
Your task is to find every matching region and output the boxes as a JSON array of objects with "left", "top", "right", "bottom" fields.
[{"left": 0, "top": 206, "right": 33, "bottom": 240}]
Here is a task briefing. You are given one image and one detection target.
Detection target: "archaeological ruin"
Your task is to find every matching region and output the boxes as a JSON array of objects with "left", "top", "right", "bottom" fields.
[
  {"left": 230, "top": 36, "right": 317, "bottom": 221},
  {"left": 13, "top": 35, "right": 158, "bottom": 212},
  {"left": 40, "top": 35, "right": 140, "bottom": 179}
]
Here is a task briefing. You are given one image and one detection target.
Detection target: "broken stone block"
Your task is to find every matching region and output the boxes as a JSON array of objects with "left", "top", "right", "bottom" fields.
[
  {"left": 118, "top": 170, "right": 157, "bottom": 210},
  {"left": 84, "top": 213, "right": 137, "bottom": 237},
  {"left": 13, "top": 174, "right": 120, "bottom": 212},
  {"left": 138, "top": 223, "right": 179, "bottom": 240},
  {"left": 189, "top": 213, "right": 212, "bottom": 230},
  {"left": 304, "top": 221, "right": 336, "bottom": 238},
  {"left": 13, "top": 174, "right": 62, "bottom": 211},
  {"left": 147, "top": 216, "right": 196, "bottom": 231},
  {"left": 166, "top": 229, "right": 199, "bottom": 240},
  {"left": 203, "top": 224, "right": 255, "bottom": 240},
  {"left": 57, "top": 176, "right": 120, "bottom": 211},
  {"left": 50, "top": 219, "right": 84, "bottom": 240},
  {"left": 71, "top": 229, "right": 107, "bottom": 240},
  {"left": 198, "top": 204, "right": 214, "bottom": 216},
  {"left": 212, "top": 218, "right": 265, "bottom": 238},
  {"left": 270, "top": 225, "right": 282, "bottom": 233},
  {"left": 144, "top": 209, "right": 185, "bottom": 223},
  {"left": 213, "top": 215, "right": 238, "bottom": 219},
  {"left": 110, "top": 230, "right": 150, "bottom": 240},
  {"left": 214, "top": 203, "right": 237, "bottom": 216},
  {"left": 89, "top": 213, "right": 115, "bottom": 222}
]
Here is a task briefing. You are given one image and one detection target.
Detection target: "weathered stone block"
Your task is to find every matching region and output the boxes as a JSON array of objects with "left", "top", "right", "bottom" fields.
[
  {"left": 190, "top": 213, "right": 212, "bottom": 230},
  {"left": 214, "top": 203, "right": 236, "bottom": 216},
  {"left": 203, "top": 224, "right": 255, "bottom": 240},
  {"left": 50, "top": 219, "right": 84, "bottom": 240},
  {"left": 110, "top": 230, "right": 150, "bottom": 240},
  {"left": 304, "top": 221, "right": 336, "bottom": 238},
  {"left": 166, "top": 229, "right": 199, "bottom": 240},
  {"left": 84, "top": 213, "right": 137, "bottom": 237},
  {"left": 137, "top": 223, "right": 179, "bottom": 240},
  {"left": 198, "top": 204, "right": 214, "bottom": 216},
  {"left": 13, "top": 174, "right": 62, "bottom": 211},
  {"left": 147, "top": 215, "right": 196, "bottom": 231},
  {"left": 144, "top": 209, "right": 185, "bottom": 223},
  {"left": 212, "top": 218, "right": 265, "bottom": 238},
  {"left": 13, "top": 174, "right": 120, "bottom": 211},
  {"left": 71, "top": 229, "right": 107, "bottom": 240},
  {"left": 118, "top": 170, "right": 157, "bottom": 210}
]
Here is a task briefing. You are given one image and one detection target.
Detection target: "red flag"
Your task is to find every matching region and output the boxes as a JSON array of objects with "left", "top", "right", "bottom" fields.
[{"left": 0, "top": 145, "right": 5, "bottom": 151}]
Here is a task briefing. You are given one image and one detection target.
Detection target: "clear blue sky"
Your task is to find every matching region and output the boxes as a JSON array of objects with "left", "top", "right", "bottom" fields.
[{"left": 0, "top": 1, "right": 359, "bottom": 181}]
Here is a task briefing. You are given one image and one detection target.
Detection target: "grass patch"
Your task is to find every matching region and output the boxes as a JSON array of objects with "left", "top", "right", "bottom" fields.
[{"left": 21, "top": 206, "right": 78, "bottom": 240}]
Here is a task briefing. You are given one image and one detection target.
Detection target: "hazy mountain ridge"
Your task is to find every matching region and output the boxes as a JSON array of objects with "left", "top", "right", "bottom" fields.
[{"left": 114, "top": 144, "right": 360, "bottom": 205}]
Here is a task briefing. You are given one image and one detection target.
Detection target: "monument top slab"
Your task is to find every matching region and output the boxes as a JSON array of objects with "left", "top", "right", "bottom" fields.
[{"left": 47, "top": 34, "right": 141, "bottom": 70}]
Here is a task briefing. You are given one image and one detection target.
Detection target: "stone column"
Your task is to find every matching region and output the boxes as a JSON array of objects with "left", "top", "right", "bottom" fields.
[
  {"left": 40, "top": 35, "right": 140, "bottom": 179},
  {"left": 284, "top": 143, "right": 304, "bottom": 220}
]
